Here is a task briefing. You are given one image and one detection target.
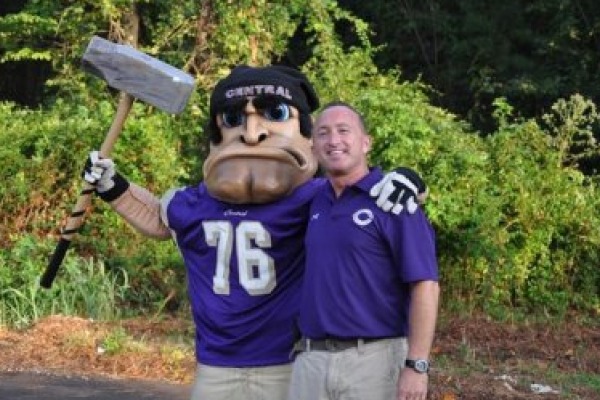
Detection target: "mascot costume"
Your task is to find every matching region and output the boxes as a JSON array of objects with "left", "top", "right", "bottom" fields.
[{"left": 84, "top": 65, "right": 425, "bottom": 400}]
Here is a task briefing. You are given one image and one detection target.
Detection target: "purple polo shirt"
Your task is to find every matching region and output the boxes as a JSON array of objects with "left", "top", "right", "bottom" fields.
[
  {"left": 299, "top": 168, "right": 438, "bottom": 339},
  {"left": 164, "top": 178, "right": 325, "bottom": 367}
]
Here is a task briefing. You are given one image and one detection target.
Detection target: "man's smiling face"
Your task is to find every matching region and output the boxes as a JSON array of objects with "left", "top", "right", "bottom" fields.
[{"left": 312, "top": 105, "right": 371, "bottom": 179}]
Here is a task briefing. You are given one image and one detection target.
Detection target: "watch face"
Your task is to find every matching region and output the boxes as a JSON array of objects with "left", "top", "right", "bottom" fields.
[{"left": 414, "top": 359, "right": 429, "bottom": 373}]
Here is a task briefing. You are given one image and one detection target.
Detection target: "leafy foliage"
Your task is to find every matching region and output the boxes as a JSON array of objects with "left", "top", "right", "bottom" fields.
[
  {"left": 338, "top": 0, "right": 600, "bottom": 141},
  {"left": 0, "top": 1, "right": 599, "bottom": 327}
]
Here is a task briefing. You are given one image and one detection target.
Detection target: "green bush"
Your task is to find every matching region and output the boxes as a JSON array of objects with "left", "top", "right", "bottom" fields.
[
  {"left": 362, "top": 89, "right": 600, "bottom": 316},
  {"left": 1, "top": 1, "right": 599, "bottom": 328},
  {"left": 0, "top": 98, "right": 194, "bottom": 325}
]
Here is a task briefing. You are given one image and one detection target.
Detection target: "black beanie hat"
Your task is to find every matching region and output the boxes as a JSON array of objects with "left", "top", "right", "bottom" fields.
[
  {"left": 207, "top": 65, "right": 319, "bottom": 142},
  {"left": 211, "top": 65, "right": 319, "bottom": 114}
]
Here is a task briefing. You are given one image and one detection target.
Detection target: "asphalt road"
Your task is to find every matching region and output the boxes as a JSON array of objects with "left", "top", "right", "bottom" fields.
[{"left": 0, "top": 371, "right": 191, "bottom": 400}]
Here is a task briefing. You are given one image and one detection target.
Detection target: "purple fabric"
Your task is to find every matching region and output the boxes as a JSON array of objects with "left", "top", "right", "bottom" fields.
[
  {"left": 165, "top": 179, "right": 324, "bottom": 367},
  {"left": 299, "top": 168, "right": 438, "bottom": 339}
]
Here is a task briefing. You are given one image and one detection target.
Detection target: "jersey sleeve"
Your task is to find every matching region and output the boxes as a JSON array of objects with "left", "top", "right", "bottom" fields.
[{"left": 159, "top": 187, "right": 184, "bottom": 232}]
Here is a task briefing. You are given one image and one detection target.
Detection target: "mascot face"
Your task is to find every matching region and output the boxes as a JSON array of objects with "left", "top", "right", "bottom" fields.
[
  {"left": 203, "top": 97, "right": 317, "bottom": 203},
  {"left": 203, "top": 65, "right": 319, "bottom": 204}
]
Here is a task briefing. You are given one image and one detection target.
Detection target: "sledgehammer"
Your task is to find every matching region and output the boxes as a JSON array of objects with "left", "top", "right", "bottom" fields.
[{"left": 41, "top": 36, "right": 195, "bottom": 288}]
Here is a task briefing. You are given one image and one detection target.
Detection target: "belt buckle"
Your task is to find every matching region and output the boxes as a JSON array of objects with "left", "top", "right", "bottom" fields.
[{"left": 325, "top": 338, "right": 337, "bottom": 351}]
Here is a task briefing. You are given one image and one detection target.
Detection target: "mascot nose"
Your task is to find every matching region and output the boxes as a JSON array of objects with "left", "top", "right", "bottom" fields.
[{"left": 240, "top": 113, "right": 269, "bottom": 145}]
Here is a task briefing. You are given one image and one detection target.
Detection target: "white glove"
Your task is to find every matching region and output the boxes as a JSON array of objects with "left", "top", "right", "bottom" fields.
[
  {"left": 83, "top": 150, "right": 117, "bottom": 193},
  {"left": 370, "top": 168, "right": 426, "bottom": 215}
]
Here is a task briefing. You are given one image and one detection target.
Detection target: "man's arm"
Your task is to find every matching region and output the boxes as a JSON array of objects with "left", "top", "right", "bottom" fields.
[{"left": 397, "top": 280, "right": 440, "bottom": 400}]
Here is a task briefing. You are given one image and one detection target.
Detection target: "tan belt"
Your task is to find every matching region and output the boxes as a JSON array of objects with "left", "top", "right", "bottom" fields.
[{"left": 293, "top": 337, "right": 383, "bottom": 352}]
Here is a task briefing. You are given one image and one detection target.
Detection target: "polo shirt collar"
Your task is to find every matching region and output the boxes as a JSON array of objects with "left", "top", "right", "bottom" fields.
[
  {"left": 354, "top": 167, "right": 384, "bottom": 193},
  {"left": 325, "top": 167, "right": 384, "bottom": 197}
]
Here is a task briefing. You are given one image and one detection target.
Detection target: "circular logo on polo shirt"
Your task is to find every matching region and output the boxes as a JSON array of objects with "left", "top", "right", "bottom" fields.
[{"left": 353, "top": 208, "right": 374, "bottom": 226}]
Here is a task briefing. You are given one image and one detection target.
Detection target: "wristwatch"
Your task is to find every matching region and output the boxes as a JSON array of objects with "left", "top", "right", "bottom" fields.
[{"left": 405, "top": 358, "right": 430, "bottom": 373}]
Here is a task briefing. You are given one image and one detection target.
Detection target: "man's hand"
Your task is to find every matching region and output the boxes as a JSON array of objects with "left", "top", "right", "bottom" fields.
[
  {"left": 397, "top": 368, "right": 428, "bottom": 400},
  {"left": 82, "top": 150, "right": 129, "bottom": 201},
  {"left": 371, "top": 167, "right": 427, "bottom": 215}
]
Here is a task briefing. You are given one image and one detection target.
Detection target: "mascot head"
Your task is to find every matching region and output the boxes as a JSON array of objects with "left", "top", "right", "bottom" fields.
[{"left": 203, "top": 65, "right": 319, "bottom": 204}]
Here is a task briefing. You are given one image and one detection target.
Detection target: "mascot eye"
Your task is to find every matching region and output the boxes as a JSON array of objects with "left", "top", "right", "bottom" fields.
[
  {"left": 221, "top": 110, "right": 246, "bottom": 128},
  {"left": 263, "top": 103, "right": 291, "bottom": 122}
]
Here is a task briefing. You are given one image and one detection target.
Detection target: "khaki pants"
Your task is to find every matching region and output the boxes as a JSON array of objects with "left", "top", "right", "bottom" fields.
[
  {"left": 288, "top": 338, "right": 408, "bottom": 400},
  {"left": 190, "top": 363, "right": 292, "bottom": 400}
]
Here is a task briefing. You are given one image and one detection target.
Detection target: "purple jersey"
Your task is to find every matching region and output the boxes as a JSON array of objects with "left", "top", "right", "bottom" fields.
[
  {"left": 164, "top": 179, "right": 324, "bottom": 367},
  {"left": 299, "top": 168, "right": 438, "bottom": 339}
]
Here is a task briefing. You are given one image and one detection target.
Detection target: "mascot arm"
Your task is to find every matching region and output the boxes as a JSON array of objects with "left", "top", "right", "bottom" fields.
[
  {"left": 83, "top": 151, "right": 171, "bottom": 239},
  {"left": 109, "top": 183, "right": 172, "bottom": 240},
  {"left": 371, "top": 167, "right": 428, "bottom": 215}
]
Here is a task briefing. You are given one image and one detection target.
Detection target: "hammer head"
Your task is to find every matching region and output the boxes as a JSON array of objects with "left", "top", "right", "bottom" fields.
[{"left": 81, "top": 36, "right": 195, "bottom": 114}]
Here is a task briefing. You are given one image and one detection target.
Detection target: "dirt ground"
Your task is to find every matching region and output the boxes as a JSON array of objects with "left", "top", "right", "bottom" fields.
[{"left": 0, "top": 314, "right": 599, "bottom": 399}]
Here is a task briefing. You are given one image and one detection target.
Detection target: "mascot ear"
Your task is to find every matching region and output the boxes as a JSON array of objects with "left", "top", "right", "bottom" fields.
[
  {"left": 299, "top": 113, "right": 313, "bottom": 138},
  {"left": 206, "top": 115, "right": 222, "bottom": 144}
]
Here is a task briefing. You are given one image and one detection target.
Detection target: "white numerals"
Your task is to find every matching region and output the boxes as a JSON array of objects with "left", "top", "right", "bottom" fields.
[
  {"left": 236, "top": 221, "right": 276, "bottom": 295},
  {"left": 202, "top": 221, "right": 233, "bottom": 294},
  {"left": 203, "top": 221, "right": 275, "bottom": 295}
]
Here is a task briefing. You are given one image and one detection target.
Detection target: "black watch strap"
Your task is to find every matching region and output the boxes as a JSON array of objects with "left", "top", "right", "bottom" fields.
[{"left": 405, "top": 358, "right": 430, "bottom": 373}]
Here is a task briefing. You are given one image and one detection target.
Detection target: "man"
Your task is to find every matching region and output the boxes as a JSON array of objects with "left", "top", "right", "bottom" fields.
[
  {"left": 289, "top": 102, "right": 440, "bottom": 400},
  {"left": 84, "top": 67, "right": 425, "bottom": 400}
]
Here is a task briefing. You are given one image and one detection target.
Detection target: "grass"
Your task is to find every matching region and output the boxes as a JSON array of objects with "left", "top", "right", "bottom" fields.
[{"left": 1, "top": 237, "right": 130, "bottom": 328}]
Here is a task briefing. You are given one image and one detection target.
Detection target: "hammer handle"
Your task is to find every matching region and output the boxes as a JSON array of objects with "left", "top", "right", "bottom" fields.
[{"left": 41, "top": 93, "right": 134, "bottom": 288}]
